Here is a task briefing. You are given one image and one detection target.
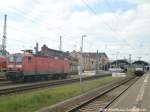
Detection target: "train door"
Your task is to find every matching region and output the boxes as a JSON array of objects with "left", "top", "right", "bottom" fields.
[{"left": 23, "top": 56, "right": 35, "bottom": 76}]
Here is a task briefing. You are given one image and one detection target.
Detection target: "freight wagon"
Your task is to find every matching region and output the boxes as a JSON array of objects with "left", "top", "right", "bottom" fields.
[{"left": 6, "top": 53, "right": 70, "bottom": 81}]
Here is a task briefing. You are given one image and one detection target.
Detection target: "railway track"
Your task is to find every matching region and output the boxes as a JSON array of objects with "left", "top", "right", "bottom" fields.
[
  {"left": 67, "top": 76, "right": 139, "bottom": 112},
  {"left": 0, "top": 77, "right": 7, "bottom": 81},
  {"left": 0, "top": 81, "right": 12, "bottom": 86},
  {"left": 0, "top": 74, "right": 110, "bottom": 96}
]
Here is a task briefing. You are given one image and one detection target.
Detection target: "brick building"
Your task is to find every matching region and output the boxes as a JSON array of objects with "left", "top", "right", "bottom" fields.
[
  {"left": 39, "top": 44, "right": 69, "bottom": 58},
  {"left": 70, "top": 51, "right": 109, "bottom": 71}
]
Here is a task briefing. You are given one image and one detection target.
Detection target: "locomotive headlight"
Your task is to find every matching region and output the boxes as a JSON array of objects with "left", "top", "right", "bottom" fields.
[
  {"left": 16, "top": 65, "right": 22, "bottom": 68},
  {"left": 7, "top": 65, "right": 13, "bottom": 68},
  {"left": 7, "top": 64, "right": 22, "bottom": 68}
]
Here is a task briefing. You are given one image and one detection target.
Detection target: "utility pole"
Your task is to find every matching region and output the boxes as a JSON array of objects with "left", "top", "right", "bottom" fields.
[
  {"left": 128, "top": 54, "right": 132, "bottom": 73},
  {"left": 80, "top": 35, "right": 87, "bottom": 84},
  {"left": 96, "top": 50, "right": 99, "bottom": 73},
  {"left": 2, "top": 14, "right": 7, "bottom": 56},
  {"left": 129, "top": 54, "right": 132, "bottom": 65},
  {"left": 59, "top": 36, "right": 62, "bottom": 51},
  {"left": 116, "top": 52, "right": 119, "bottom": 68},
  {"left": 34, "top": 42, "right": 39, "bottom": 55}
]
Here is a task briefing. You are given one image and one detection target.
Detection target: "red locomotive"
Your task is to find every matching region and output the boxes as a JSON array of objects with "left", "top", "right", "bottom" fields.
[
  {"left": 0, "top": 56, "right": 7, "bottom": 78},
  {"left": 0, "top": 56, "right": 7, "bottom": 72},
  {"left": 6, "top": 52, "right": 70, "bottom": 81}
]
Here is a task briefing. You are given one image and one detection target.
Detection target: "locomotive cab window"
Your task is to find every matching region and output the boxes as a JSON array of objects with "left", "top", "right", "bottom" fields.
[
  {"left": 8, "top": 54, "right": 23, "bottom": 63},
  {"left": 28, "top": 56, "right": 32, "bottom": 63}
]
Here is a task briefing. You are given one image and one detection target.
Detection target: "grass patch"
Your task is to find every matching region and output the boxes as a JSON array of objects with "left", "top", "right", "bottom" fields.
[{"left": 0, "top": 76, "right": 121, "bottom": 112}]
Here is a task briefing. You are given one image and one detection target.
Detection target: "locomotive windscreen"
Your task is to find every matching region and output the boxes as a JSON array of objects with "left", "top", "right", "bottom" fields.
[{"left": 8, "top": 54, "right": 23, "bottom": 63}]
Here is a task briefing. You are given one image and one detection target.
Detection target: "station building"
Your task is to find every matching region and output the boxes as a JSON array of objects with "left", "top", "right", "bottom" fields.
[{"left": 70, "top": 51, "right": 109, "bottom": 71}]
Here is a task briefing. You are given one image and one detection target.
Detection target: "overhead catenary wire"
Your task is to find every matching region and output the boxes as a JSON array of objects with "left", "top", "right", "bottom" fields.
[
  {"left": 0, "top": 2, "right": 148, "bottom": 61},
  {"left": 0, "top": 0, "right": 98, "bottom": 49},
  {"left": 81, "top": 0, "right": 132, "bottom": 48},
  {"left": 104, "top": 0, "right": 120, "bottom": 24},
  {"left": 0, "top": 1, "right": 41, "bottom": 25},
  {"left": 0, "top": 1, "right": 75, "bottom": 42},
  {"left": 0, "top": 23, "right": 78, "bottom": 47},
  {"left": 104, "top": 0, "right": 134, "bottom": 48},
  {"left": 78, "top": 0, "right": 148, "bottom": 60},
  {"left": 81, "top": 0, "right": 130, "bottom": 50},
  {"left": 0, "top": 0, "right": 108, "bottom": 52},
  {"left": 0, "top": 1, "right": 134, "bottom": 55},
  {"left": 0, "top": 24, "right": 79, "bottom": 50},
  {"left": 81, "top": 0, "right": 117, "bottom": 34},
  {"left": 0, "top": 1, "right": 81, "bottom": 43}
]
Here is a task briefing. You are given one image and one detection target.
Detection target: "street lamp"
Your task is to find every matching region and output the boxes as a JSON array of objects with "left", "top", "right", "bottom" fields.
[
  {"left": 116, "top": 52, "right": 119, "bottom": 68},
  {"left": 80, "top": 35, "right": 87, "bottom": 84},
  {"left": 81, "top": 35, "right": 87, "bottom": 52}
]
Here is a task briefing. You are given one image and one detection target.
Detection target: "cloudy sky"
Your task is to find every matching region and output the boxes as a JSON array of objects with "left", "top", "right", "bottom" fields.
[{"left": 0, "top": 0, "right": 149, "bottom": 62}]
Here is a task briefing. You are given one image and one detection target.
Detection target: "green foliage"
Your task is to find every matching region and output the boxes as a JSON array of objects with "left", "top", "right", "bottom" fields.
[{"left": 0, "top": 77, "right": 119, "bottom": 112}]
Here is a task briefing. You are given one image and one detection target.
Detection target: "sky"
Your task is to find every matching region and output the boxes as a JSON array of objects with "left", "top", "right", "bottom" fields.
[{"left": 0, "top": 0, "right": 149, "bottom": 62}]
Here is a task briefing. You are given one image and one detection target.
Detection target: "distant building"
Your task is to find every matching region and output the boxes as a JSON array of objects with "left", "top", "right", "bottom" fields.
[
  {"left": 70, "top": 50, "right": 109, "bottom": 71},
  {"left": 109, "top": 59, "right": 130, "bottom": 69},
  {"left": 39, "top": 45, "right": 79, "bottom": 74},
  {"left": 39, "top": 44, "right": 69, "bottom": 58}
]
